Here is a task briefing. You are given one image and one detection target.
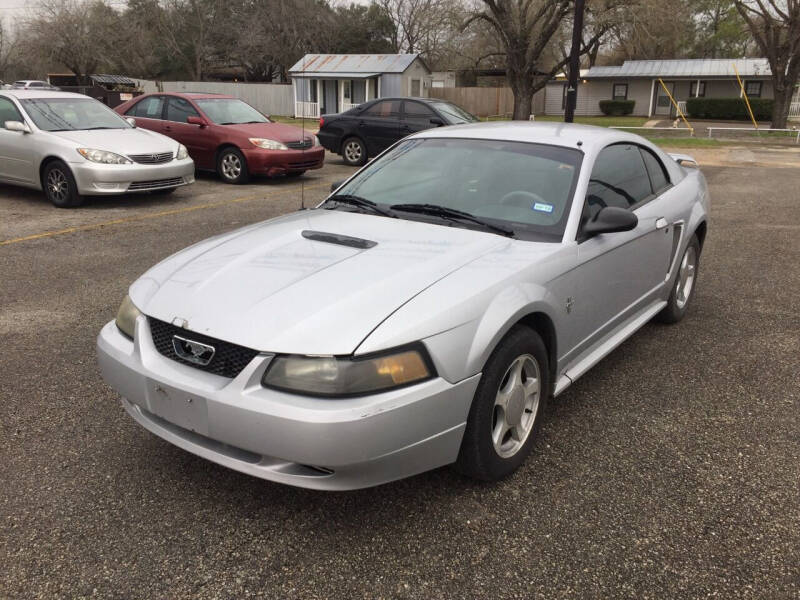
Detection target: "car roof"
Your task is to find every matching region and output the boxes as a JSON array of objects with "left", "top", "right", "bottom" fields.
[
  {"left": 1, "top": 89, "right": 88, "bottom": 100},
  {"left": 141, "top": 91, "right": 235, "bottom": 100},
  {"left": 411, "top": 121, "right": 653, "bottom": 154}
]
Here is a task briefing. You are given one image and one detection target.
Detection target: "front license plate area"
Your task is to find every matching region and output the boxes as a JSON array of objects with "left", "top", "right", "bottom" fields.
[{"left": 146, "top": 380, "right": 209, "bottom": 436}]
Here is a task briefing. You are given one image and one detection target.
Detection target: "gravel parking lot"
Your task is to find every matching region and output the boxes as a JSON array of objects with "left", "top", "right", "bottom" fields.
[{"left": 1, "top": 149, "right": 798, "bottom": 599}]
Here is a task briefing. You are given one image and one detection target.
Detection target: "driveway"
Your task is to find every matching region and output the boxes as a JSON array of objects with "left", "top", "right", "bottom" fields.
[{"left": 1, "top": 150, "right": 798, "bottom": 599}]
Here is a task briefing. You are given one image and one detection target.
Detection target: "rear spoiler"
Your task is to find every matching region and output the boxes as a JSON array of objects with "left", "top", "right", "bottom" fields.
[{"left": 668, "top": 153, "right": 698, "bottom": 167}]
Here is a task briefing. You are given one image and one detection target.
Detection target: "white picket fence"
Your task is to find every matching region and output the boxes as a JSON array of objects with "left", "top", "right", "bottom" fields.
[
  {"left": 295, "top": 101, "right": 320, "bottom": 118},
  {"left": 135, "top": 79, "right": 294, "bottom": 116},
  {"left": 789, "top": 100, "right": 800, "bottom": 119}
]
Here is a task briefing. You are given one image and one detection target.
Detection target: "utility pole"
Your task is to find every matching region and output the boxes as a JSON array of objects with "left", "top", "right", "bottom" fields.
[{"left": 564, "top": 0, "right": 585, "bottom": 123}]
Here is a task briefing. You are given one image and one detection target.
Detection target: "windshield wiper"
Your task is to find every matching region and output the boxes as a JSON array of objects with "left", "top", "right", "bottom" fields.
[
  {"left": 390, "top": 203, "right": 515, "bottom": 237},
  {"left": 82, "top": 126, "right": 119, "bottom": 130},
  {"left": 323, "top": 194, "right": 396, "bottom": 218}
]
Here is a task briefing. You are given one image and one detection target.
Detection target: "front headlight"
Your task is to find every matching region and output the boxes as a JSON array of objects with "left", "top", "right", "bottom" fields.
[
  {"left": 262, "top": 346, "right": 434, "bottom": 396},
  {"left": 176, "top": 144, "right": 189, "bottom": 160},
  {"left": 77, "top": 148, "right": 132, "bottom": 164},
  {"left": 115, "top": 295, "right": 141, "bottom": 339},
  {"left": 311, "top": 134, "right": 320, "bottom": 147},
  {"left": 249, "top": 138, "right": 288, "bottom": 150}
]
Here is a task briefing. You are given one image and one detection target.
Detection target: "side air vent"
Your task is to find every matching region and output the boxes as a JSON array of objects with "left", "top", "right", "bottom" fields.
[{"left": 301, "top": 230, "right": 377, "bottom": 249}]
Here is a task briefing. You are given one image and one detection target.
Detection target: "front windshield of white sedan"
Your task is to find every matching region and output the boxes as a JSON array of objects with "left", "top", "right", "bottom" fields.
[
  {"left": 194, "top": 98, "right": 270, "bottom": 125},
  {"left": 21, "top": 98, "right": 132, "bottom": 132},
  {"left": 335, "top": 138, "right": 582, "bottom": 240}
]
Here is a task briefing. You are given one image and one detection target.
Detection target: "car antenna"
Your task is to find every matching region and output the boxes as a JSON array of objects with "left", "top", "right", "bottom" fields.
[{"left": 299, "top": 53, "right": 308, "bottom": 211}]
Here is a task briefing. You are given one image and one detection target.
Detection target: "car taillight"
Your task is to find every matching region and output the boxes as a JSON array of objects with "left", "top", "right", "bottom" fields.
[{"left": 319, "top": 117, "right": 324, "bottom": 128}]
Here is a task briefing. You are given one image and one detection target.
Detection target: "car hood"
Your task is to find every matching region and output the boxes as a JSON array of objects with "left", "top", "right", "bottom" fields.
[
  {"left": 130, "top": 210, "right": 510, "bottom": 355},
  {"left": 49, "top": 128, "right": 177, "bottom": 154},
  {"left": 221, "top": 121, "right": 316, "bottom": 143}
]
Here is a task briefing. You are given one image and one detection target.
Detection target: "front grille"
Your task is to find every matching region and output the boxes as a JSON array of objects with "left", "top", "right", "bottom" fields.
[
  {"left": 129, "top": 152, "right": 174, "bottom": 164},
  {"left": 128, "top": 177, "right": 184, "bottom": 191},
  {"left": 149, "top": 318, "right": 260, "bottom": 378},
  {"left": 288, "top": 159, "right": 321, "bottom": 169},
  {"left": 286, "top": 140, "right": 312, "bottom": 150}
]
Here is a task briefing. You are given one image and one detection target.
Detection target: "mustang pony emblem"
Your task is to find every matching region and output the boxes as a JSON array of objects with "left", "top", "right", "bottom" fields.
[{"left": 172, "top": 335, "right": 215, "bottom": 366}]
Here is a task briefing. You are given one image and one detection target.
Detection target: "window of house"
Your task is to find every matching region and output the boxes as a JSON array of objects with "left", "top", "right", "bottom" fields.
[
  {"left": 690, "top": 81, "right": 706, "bottom": 97},
  {"left": 165, "top": 96, "right": 200, "bottom": 123},
  {"left": 585, "top": 144, "right": 653, "bottom": 219},
  {"left": 745, "top": 81, "right": 762, "bottom": 98},
  {"left": 612, "top": 83, "right": 628, "bottom": 101},
  {"left": 561, "top": 83, "right": 568, "bottom": 109},
  {"left": 410, "top": 79, "right": 421, "bottom": 96},
  {"left": 343, "top": 80, "right": 352, "bottom": 101}
]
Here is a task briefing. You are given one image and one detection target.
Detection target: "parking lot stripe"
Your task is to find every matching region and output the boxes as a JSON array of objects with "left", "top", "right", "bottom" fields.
[{"left": 0, "top": 181, "right": 330, "bottom": 247}]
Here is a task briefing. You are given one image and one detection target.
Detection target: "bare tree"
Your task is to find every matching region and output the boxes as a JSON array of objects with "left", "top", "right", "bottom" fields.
[
  {"left": 379, "top": 0, "right": 455, "bottom": 57},
  {"left": 24, "top": 0, "right": 119, "bottom": 85},
  {"left": 734, "top": 0, "right": 800, "bottom": 128},
  {"left": 154, "top": 0, "right": 225, "bottom": 81},
  {"left": 465, "top": 0, "right": 611, "bottom": 119},
  {"left": 0, "top": 19, "right": 19, "bottom": 82}
]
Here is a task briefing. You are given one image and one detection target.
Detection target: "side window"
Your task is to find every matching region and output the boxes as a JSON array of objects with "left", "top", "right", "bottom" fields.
[
  {"left": 585, "top": 144, "right": 653, "bottom": 217},
  {"left": 362, "top": 100, "right": 400, "bottom": 118},
  {"left": 0, "top": 97, "right": 23, "bottom": 128},
  {"left": 165, "top": 96, "right": 200, "bottom": 123},
  {"left": 640, "top": 147, "right": 670, "bottom": 194},
  {"left": 403, "top": 101, "right": 437, "bottom": 123},
  {"left": 612, "top": 83, "right": 628, "bottom": 101},
  {"left": 127, "top": 96, "right": 164, "bottom": 119}
]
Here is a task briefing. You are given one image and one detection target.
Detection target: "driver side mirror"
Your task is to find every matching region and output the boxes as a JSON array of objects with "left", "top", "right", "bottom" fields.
[
  {"left": 583, "top": 206, "right": 638, "bottom": 237},
  {"left": 187, "top": 116, "right": 207, "bottom": 127},
  {"left": 5, "top": 120, "right": 30, "bottom": 133},
  {"left": 429, "top": 118, "right": 444, "bottom": 126}
]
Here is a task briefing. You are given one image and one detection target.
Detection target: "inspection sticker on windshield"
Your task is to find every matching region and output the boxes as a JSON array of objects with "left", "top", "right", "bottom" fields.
[{"left": 532, "top": 202, "right": 554, "bottom": 213}]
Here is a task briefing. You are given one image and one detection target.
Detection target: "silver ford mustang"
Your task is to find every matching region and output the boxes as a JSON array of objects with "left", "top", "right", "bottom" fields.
[
  {"left": 0, "top": 90, "right": 195, "bottom": 207},
  {"left": 97, "top": 122, "right": 709, "bottom": 490}
]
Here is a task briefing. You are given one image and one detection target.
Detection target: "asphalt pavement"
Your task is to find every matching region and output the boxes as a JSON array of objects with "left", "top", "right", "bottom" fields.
[{"left": 1, "top": 150, "right": 798, "bottom": 599}]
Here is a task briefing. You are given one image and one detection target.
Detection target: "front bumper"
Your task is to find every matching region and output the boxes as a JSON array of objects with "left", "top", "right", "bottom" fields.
[
  {"left": 96, "top": 318, "right": 479, "bottom": 490},
  {"left": 241, "top": 146, "right": 325, "bottom": 176},
  {"left": 70, "top": 158, "right": 195, "bottom": 195}
]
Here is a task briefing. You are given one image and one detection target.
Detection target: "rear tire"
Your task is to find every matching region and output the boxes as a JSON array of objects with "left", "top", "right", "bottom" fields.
[
  {"left": 217, "top": 147, "right": 249, "bottom": 184},
  {"left": 454, "top": 325, "right": 550, "bottom": 481},
  {"left": 42, "top": 160, "right": 83, "bottom": 208},
  {"left": 341, "top": 137, "right": 367, "bottom": 166},
  {"left": 656, "top": 234, "right": 700, "bottom": 324}
]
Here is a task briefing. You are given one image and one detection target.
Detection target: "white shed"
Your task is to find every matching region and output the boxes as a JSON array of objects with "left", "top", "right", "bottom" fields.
[{"left": 289, "top": 54, "right": 431, "bottom": 118}]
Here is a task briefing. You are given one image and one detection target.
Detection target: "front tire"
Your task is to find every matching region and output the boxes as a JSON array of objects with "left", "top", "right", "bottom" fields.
[
  {"left": 341, "top": 137, "right": 367, "bottom": 166},
  {"left": 455, "top": 325, "right": 550, "bottom": 481},
  {"left": 43, "top": 161, "right": 83, "bottom": 208},
  {"left": 656, "top": 234, "right": 700, "bottom": 324},
  {"left": 217, "top": 147, "right": 249, "bottom": 184}
]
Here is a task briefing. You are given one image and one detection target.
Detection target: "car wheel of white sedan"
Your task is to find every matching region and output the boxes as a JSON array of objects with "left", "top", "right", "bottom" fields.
[
  {"left": 657, "top": 234, "right": 701, "bottom": 324},
  {"left": 43, "top": 160, "right": 83, "bottom": 208},
  {"left": 455, "top": 325, "right": 550, "bottom": 481}
]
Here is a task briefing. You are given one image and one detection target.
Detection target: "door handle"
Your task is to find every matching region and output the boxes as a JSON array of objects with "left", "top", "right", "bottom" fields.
[{"left": 655, "top": 217, "right": 669, "bottom": 230}]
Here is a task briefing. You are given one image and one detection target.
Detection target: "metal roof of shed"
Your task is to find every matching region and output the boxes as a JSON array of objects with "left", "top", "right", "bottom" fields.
[
  {"left": 585, "top": 58, "right": 771, "bottom": 78},
  {"left": 289, "top": 54, "right": 424, "bottom": 75},
  {"left": 90, "top": 74, "right": 138, "bottom": 85}
]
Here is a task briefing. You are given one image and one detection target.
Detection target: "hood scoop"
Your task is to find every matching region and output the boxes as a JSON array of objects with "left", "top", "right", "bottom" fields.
[{"left": 301, "top": 230, "right": 377, "bottom": 249}]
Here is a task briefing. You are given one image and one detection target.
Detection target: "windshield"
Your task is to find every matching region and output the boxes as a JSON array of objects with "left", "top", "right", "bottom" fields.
[
  {"left": 194, "top": 98, "right": 270, "bottom": 125},
  {"left": 433, "top": 102, "right": 479, "bottom": 124},
  {"left": 332, "top": 138, "right": 582, "bottom": 241},
  {"left": 20, "top": 98, "right": 131, "bottom": 132}
]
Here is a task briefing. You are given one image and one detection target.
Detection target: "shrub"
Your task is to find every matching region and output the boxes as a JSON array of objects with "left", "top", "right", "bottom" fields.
[
  {"left": 686, "top": 97, "right": 773, "bottom": 121},
  {"left": 599, "top": 99, "right": 636, "bottom": 116}
]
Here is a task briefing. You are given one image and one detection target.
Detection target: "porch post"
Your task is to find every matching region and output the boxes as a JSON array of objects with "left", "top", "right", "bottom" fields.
[
  {"left": 293, "top": 79, "right": 298, "bottom": 117},
  {"left": 377, "top": 77, "right": 381, "bottom": 98},
  {"left": 648, "top": 79, "right": 655, "bottom": 117},
  {"left": 365, "top": 78, "right": 370, "bottom": 102},
  {"left": 339, "top": 79, "right": 344, "bottom": 112},
  {"left": 696, "top": 78, "right": 700, "bottom": 97},
  {"left": 316, "top": 80, "right": 322, "bottom": 116}
]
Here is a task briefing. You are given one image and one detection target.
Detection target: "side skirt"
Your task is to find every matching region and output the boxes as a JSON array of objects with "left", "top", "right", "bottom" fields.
[{"left": 553, "top": 300, "right": 667, "bottom": 397}]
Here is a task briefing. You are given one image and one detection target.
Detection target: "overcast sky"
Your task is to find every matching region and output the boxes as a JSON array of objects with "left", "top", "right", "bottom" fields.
[{"left": 0, "top": 0, "right": 30, "bottom": 24}]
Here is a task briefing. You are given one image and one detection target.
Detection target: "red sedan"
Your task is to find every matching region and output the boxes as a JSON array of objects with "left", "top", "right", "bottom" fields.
[{"left": 115, "top": 92, "right": 324, "bottom": 184}]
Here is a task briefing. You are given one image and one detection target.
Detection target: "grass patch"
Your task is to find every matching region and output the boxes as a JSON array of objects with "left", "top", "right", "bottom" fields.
[
  {"left": 646, "top": 137, "right": 724, "bottom": 147},
  {"left": 270, "top": 115, "right": 319, "bottom": 129},
  {"left": 529, "top": 115, "right": 649, "bottom": 128}
]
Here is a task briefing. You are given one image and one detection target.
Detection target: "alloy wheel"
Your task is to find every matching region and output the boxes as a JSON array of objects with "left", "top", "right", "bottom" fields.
[
  {"left": 221, "top": 153, "right": 241, "bottom": 180},
  {"left": 675, "top": 245, "right": 697, "bottom": 309},
  {"left": 344, "top": 140, "right": 362, "bottom": 163},
  {"left": 492, "top": 354, "right": 541, "bottom": 459},
  {"left": 47, "top": 169, "right": 68, "bottom": 204}
]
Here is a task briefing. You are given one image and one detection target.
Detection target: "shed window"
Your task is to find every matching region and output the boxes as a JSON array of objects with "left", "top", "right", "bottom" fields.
[
  {"left": 745, "top": 81, "right": 762, "bottom": 98},
  {"left": 612, "top": 83, "right": 628, "bottom": 101},
  {"left": 690, "top": 81, "right": 706, "bottom": 97}
]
